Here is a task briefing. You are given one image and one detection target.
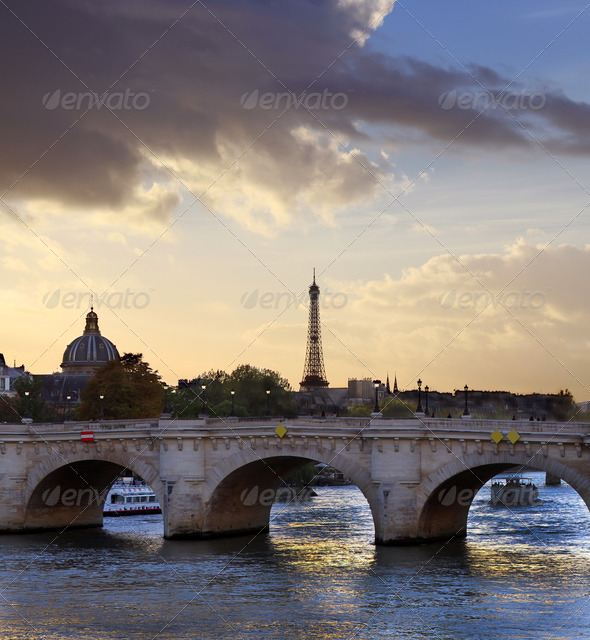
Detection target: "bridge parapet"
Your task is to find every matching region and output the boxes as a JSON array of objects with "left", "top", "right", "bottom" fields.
[{"left": 1, "top": 416, "right": 589, "bottom": 440}]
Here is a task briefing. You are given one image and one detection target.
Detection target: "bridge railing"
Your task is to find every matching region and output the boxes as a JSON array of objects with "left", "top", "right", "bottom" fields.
[{"left": 1, "top": 415, "right": 588, "bottom": 437}]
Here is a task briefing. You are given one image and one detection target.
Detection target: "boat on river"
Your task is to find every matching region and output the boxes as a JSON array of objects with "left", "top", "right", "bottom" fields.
[
  {"left": 104, "top": 478, "right": 161, "bottom": 516},
  {"left": 490, "top": 476, "right": 539, "bottom": 506},
  {"left": 312, "top": 463, "right": 353, "bottom": 486}
]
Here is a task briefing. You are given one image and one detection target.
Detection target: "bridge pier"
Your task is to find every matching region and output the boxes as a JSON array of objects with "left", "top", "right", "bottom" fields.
[{"left": 546, "top": 472, "right": 561, "bottom": 485}]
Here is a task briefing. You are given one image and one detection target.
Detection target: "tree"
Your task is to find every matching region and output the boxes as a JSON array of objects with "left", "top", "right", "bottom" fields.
[
  {"left": 13, "top": 376, "right": 49, "bottom": 422},
  {"left": 343, "top": 403, "right": 372, "bottom": 417},
  {"left": 553, "top": 389, "right": 575, "bottom": 422},
  {"left": 77, "top": 353, "right": 164, "bottom": 420},
  {"left": 171, "top": 364, "right": 297, "bottom": 418},
  {"left": 0, "top": 393, "right": 20, "bottom": 423},
  {"left": 225, "top": 364, "right": 297, "bottom": 417},
  {"left": 380, "top": 398, "right": 416, "bottom": 418},
  {"left": 171, "top": 370, "right": 227, "bottom": 418}
]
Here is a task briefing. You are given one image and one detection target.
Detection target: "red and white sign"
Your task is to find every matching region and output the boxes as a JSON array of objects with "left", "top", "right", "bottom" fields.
[{"left": 80, "top": 431, "right": 94, "bottom": 442}]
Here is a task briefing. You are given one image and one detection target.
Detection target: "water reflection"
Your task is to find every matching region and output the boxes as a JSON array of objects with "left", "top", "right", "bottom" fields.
[{"left": 0, "top": 474, "right": 589, "bottom": 639}]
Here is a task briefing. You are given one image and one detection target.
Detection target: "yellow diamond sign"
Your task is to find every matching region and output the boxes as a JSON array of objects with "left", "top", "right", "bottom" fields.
[
  {"left": 275, "top": 424, "right": 287, "bottom": 438},
  {"left": 490, "top": 430, "right": 504, "bottom": 444},
  {"left": 507, "top": 429, "right": 520, "bottom": 444}
]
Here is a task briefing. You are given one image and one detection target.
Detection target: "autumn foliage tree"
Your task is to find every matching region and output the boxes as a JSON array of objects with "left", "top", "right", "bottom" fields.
[{"left": 77, "top": 353, "right": 164, "bottom": 420}]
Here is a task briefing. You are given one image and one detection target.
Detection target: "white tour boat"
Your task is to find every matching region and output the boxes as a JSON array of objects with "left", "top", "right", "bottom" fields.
[
  {"left": 103, "top": 478, "right": 161, "bottom": 516},
  {"left": 490, "top": 476, "right": 539, "bottom": 506}
]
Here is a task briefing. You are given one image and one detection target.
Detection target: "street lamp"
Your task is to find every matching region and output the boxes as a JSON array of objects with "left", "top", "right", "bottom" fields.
[
  {"left": 266, "top": 389, "right": 271, "bottom": 417},
  {"left": 99, "top": 394, "right": 104, "bottom": 421},
  {"left": 463, "top": 385, "right": 470, "bottom": 417},
  {"left": 425, "top": 385, "right": 430, "bottom": 416},
  {"left": 230, "top": 389, "right": 236, "bottom": 417},
  {"left": 66, "top": 394, "right": 71, "bottom": 421},
  {"left": 200, "top": 383, "right": 207, "bottom": 415},
  {"left": 373, "top": 380, "right": 381, "bottom": 413},
  {"left": 416, "top": 379, "right": 424, "bottom": 414},
  {"left": 24, "top": 391, "right": 30, "bottom": 420},
  {"left": 163, "top": 386, "right": 169, "bottom": 415}
]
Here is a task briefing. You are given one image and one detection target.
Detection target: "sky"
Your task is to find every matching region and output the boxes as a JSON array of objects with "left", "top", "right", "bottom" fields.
[{"left": 2, "top": 0, "right": 590, "bottom": 399}]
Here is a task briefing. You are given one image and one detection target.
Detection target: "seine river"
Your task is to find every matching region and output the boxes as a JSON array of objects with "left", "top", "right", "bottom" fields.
[{"left": 1, "top": 472, "right": 589, "bottom": 639}]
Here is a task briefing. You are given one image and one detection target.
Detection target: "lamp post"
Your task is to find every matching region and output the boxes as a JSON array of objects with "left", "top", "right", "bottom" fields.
[
  {"left": 373, "top": 380, "right": 381, "bottom": 413},
  {"left": 200, "top": 383, "right": 207, "bottom": 415},
  {"left": 163, "top": 386, "right": 169, "bottom": 415},
  {"left": 24, "top": 391, "right": 30, "bottom": 420},
  {"left": 99, "top": 395, "right": 104, "bottom": 420},
  {"left": 416, "top": 379, "right": 424, "bottom": 414},
  {"left": 266, "top": 389, "right": 271, "bottom": 417},
  {"left": 425, "top": 385, "right": 430, "bottom": 416},
  {"left": 463, "top": 385, "right": 470, "bottom": 417},
  {"left": 230, "top": 389, "right": 236, "bottom": 417},
  {"left": 66, "top": 394, "right": 71, "bottom": 421}
]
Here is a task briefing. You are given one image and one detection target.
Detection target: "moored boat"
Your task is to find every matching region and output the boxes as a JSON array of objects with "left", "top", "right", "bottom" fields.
[
  {"left": 104, "top": 478, "right": 161, "bottom": 516},
  {"left": 490, "top": 476, "right": 539, "bottom": 506},
  {"left": 312, "top": 463, "right": 352, "bottom": 486}
]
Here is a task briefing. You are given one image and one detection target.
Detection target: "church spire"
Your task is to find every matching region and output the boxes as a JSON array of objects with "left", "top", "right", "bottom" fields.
[
  {"left": 393, "top": 372, "right": 399, "bottom": 393},
  {"left": 386, "top": 372, "right": 391, "bottom": 394}
]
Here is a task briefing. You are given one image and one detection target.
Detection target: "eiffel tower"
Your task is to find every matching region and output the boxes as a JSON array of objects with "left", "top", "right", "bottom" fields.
[{"left": 300, "top": 269, "right": 329, "bottom": 390}]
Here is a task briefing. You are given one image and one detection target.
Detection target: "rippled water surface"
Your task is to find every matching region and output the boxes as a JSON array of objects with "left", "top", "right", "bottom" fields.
[{"left": 1, "top": 472, "right": 589, "bottom": 639}]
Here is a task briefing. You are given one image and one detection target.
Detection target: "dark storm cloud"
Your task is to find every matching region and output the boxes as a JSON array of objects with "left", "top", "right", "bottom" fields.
[{"left": 0, "top": 0, "right": 588, "bottom": 223}]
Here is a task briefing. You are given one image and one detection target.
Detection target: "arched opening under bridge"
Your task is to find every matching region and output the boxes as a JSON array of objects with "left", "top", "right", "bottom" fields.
[
  {"left": 24, "top": 459, "right": 164, "bottom": 533},
  {"left": 417, "top": 460, "right": 590, "bottom": 542},
  {"left": 199, "top": 455, "right": 377, "bottom": 541}
]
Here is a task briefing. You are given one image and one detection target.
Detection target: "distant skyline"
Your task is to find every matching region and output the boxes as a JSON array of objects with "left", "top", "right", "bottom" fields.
[{"left": 2, "top": 1, "right": 590, "bottom": 399}]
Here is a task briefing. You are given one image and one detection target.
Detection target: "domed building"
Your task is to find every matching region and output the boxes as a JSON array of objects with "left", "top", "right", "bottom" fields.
[
  {"left": 35, "top": 308, "right": 121, "bottom": 409},
  {"left": 61, "top": 308, "right": 119, "bottom": 375}
]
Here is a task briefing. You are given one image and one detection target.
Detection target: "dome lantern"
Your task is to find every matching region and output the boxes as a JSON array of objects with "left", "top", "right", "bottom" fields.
[{"left": 61, "top": 308, "right": 119, "bottom": 375}]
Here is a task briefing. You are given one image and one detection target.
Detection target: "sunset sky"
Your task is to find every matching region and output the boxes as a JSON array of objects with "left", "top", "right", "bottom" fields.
[{"left": 2, "top": 0, "right": 590, "bottom": 399}]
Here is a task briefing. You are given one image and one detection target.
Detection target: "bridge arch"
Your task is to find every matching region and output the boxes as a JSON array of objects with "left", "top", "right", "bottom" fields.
[
  {"left": 181, "top": 445, "right": 380, "bottom": 540},
  {"left": 23, "top": 451, "right": 164, "bottom": 532},
  {"left": 416, "top": 451, "right": 590, "bottom": 542}
]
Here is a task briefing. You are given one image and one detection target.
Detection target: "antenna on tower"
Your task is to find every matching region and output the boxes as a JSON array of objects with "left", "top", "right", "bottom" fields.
[{"left": 300, "top": 269, "right": 329, "bottom": 390}]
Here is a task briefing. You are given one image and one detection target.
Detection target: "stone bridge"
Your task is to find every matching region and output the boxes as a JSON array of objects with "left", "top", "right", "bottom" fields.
[{"left": 1, "top": 416, "right": 589, "bottom": 544}]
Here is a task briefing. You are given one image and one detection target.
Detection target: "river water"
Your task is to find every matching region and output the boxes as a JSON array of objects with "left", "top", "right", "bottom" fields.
[{"left": 1, "top": 472, "right": 589, "bottom": 640}]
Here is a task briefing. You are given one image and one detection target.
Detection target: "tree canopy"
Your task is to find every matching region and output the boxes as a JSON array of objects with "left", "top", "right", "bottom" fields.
[
  {"left": 171, "top": 364, "right": 297, "bottom": 418},
  {"left": 13, "top": 376, "right": 51, "bottom": 422},
  {"left": 77, "top": 353, "right": 164, "bottom": 420}
]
